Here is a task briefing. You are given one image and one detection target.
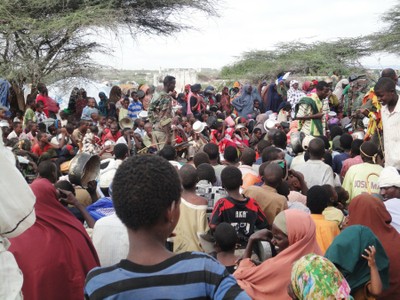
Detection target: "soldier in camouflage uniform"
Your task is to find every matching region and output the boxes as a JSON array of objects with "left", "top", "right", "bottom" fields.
[{"left": 148, "top": 76, "right": 176, "bottom": 150}]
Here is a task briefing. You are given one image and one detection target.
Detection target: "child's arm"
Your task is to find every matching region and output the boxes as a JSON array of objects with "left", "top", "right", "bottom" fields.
[{"left": 362, "top": 245, "right": 382, "bottom": 297}]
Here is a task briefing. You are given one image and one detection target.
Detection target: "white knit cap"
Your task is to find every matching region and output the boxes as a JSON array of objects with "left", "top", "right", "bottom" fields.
[{"left": 378, "top": 166, "right": 400, "bottom": 188}]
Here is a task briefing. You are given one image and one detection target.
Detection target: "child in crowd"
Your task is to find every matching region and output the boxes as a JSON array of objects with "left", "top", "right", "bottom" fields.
[
  {"left": 173, "top": 164, "right": 208, "bottom": 253},
  {"left": 23, "top": 99, "right": 36, "bottom": 128},
  {"left": 334, "top": 186, "right": 349, "bottom": 213},
  {"left": 213, "top": 222, "right": 239, "bottom": 274},
  {"left": 35, "top": 101, "right": 47, "bottom": 123},
  {"left": 321, "top": 184, "right": 345, "bottom": 228},
  {"left": 84, "top": 155, "right": 250, "bottom": 299},
  {"left": 209, "top": 166, "right": 268, "bottom": 249},
  {"left": 118, "top": 97, "right": 130, "bottom": 121}
]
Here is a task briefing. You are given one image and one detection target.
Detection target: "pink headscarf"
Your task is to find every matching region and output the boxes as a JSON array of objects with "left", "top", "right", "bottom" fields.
[{"left": 234, "top": 210, "right": 322, "bottom": 299}]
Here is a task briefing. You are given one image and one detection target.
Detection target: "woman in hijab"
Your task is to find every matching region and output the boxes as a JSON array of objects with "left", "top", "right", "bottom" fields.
[
  {"left": 109, "top": 85, "right": 122, "bottom": 104},
  {"left": 234, "top": 210, "right": 322, "bottom": 299},
  {"left": 345, "top": 194, "right": 400, "bottom": 299},
  {"left": 231, "top": 84, "right": 257, "bottom": 118},
  {"left": 287, "top": 80, "right": 305, "bottom": 112},
  {"left": 325, "top": 225, "right": 389, "bottom": 300},
  {"left": 9, "top": 162, "right": 99, "bottom": 300},
  {"left": 265, "top": 83, "right": 283, "bottom": 113},
  {"left": 290, "top": 254, "right": 352, "bottom": 300},
  {"left": 98, "top": 92, "right": 109, "bottom": 117},
  {"left": 302, "top": 81, "right": 314, "bottom": 94}
]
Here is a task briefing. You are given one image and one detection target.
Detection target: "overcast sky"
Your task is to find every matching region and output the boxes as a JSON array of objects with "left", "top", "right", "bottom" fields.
[{"left": 92, "top": 0, "right": 399, "bottom": 70}]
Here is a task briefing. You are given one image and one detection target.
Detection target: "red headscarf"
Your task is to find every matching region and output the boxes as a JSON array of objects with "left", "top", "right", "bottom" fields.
[
  {"left": 9, "top": 178, "right": 99, "bottom": 300},
  {"left": 302, "top": 81, "right": 312, "bottom": 92},
  {"left": 348, "top": 194, "right": 400, "bottom": 299}
]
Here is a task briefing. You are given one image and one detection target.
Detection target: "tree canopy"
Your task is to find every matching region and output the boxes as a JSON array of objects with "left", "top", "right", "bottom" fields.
[
  {"left": 369, "top": 2, "right": 400, "bottom": 53},
  {"left": 220, "top": 38, "right": 371, "bottom": 81},
  {"left": 0, "top": 0, "right": 218, "bottom": 83}
]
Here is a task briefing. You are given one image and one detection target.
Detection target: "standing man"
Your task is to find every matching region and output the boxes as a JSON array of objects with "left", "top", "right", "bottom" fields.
[
  {"left": 295, "top": 81, "right": 330, "bottom": 136},
  {"left": 375, "top": 77, "right": 400, "bottom": 169},
  {"left": 148, "top": 75, "right": 176, "bottom": 150}
]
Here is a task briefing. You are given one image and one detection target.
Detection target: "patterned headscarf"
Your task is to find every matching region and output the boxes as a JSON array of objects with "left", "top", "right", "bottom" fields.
[
  {"left": 287, "top": 80, "right": 305, "bottom": 110},
  {"left": 291, "top": 254, "right": 352, "bottom": 300}
]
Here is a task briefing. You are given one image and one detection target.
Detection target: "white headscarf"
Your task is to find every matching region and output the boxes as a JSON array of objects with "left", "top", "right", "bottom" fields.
[{"left": 287, "top": 80, "right": 305, "bottom": 110}]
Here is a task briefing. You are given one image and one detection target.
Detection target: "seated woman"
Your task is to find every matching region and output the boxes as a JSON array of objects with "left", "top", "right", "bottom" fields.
[
  {"left": 346, "top": 194, "right": 400, "bottom": 299},
  {"left": 325, "top": 225, "right": 389, "bottom": 300},
  {"left": 289, "top": 254, "right": 352, "bottom": 299},
  {"left": 234, "top": 210, "right": 322, "bottom": 299},
  {"left": 9, "top": 160, "right": 99, "bottom": 300},
  {"left": 85, "top": 155, "right": 250, "bottom": 299}
]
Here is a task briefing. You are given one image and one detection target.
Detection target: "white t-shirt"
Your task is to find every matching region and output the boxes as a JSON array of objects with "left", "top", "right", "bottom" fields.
[
  {"left": 7, "top": 131, "right": 18, "bottom": 140},
  {"left": 292, "top": 160, "right": 335, "bottom": 189},
  {"left": 382, "top": 99, "right": 400, "bottom": 169},
  {"left": 92, "top": 213, "right": 129, "bottom": 267}
]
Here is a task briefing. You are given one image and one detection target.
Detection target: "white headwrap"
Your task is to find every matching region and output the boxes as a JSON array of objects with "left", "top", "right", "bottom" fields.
[{"left": 378, "top": 166, "right": 400, "bottom": 188}]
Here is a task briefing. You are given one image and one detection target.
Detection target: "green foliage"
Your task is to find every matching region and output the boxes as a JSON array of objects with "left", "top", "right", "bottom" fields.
[
  {"left": 369, "top": 2, "right": 400, "bottom": 53},
  {"left": 0, "top": 0, "right": 218, "bottom": 84},
  {"left": 220, "top": 38, "right": 370, "bottom": 82}
]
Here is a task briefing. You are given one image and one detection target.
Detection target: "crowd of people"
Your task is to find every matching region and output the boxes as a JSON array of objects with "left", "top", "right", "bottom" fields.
[{"left": 1, "top": 68, "right": 400, "bottom": 299}]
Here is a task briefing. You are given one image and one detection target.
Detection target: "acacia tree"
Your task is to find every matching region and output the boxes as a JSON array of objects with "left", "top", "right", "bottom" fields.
[
  {"left": 370, "top": 1, "right": 400, "bottom": 53},
  {"left": 0, "top": 0, "right": 218, "bottom": 110},
  {"left": 220, "top": 38, "right": 371, "bottom": 82}
]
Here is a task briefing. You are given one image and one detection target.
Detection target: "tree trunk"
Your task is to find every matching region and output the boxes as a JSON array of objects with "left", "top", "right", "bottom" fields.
[{"left": 10, "top": 81, "right": 25, "bottom": 112}]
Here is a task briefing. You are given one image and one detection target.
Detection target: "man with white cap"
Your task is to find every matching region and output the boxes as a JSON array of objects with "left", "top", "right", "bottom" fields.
[
  {"left": 378, "top": 166, "right": 400, "bottom": 233},
  {"left": 187, "top": 120, "right": 208, "bottom": 159}
]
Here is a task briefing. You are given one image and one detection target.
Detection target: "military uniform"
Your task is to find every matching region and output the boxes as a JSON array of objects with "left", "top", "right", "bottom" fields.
[{"left": 148, "top": 91, "right": 174, "bottom": 150}]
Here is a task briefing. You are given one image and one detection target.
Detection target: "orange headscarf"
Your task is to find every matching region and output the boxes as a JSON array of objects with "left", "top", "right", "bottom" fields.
[
  {"left": 234, "top": 210, "right": 322, "bottom": 299},
  {"left": 348, "top": 194, "right": 400, "bottom": 299}
]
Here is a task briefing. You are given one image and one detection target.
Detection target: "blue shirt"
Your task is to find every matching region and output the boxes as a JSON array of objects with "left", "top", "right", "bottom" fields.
[
  {"left": 128, "top": 101, "right": 143, "bottom": 119},
  {"left": 332, "top": 152, "right": 350, "bottom": 174},
  {"left": 85, "top": 252, "right": 250, "bottom": 300}
]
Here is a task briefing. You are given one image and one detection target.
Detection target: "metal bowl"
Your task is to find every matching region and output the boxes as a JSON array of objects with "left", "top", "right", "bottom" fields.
[{"left": 68, "top": 153, "right": 100, "bottom": 188}]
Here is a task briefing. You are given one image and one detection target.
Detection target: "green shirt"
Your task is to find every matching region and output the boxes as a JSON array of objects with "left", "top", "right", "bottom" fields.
[{"left": 24, "top": 108, "right": 36, "bottom": 126}]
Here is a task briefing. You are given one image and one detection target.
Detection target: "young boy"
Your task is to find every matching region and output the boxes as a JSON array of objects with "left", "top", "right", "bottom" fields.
[
  {"left": 214, "top": 222, "right": 239, "bottom": 274},
  {"left": 84, "top": 156, "right": 249, "bottom": 299},
  {"left": 173, "top": 164, "right": 208, "bottom": 253},
  {"left": 118, "top": 97, "right": 130, "bottom": 121},
  {"left": 209, "top": 166, "right": 268, "bottom": 249},
  {"left": 35, "top": 101, "right": 47, "bottom": 123}
]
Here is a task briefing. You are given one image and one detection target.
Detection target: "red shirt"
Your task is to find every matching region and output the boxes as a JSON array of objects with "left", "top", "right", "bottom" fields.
[
  {"left": 36, "top": 94, "right": 49, "bottom": 117},
  {"left": 31, "top": 143, "right": 52, "bottom": 156},
  {"left": 101, "top": 131, "right": 122, "bottom": 145}
]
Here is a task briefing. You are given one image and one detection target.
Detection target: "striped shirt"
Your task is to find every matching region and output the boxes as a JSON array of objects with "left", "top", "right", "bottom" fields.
[
  {"left": 128, "top": 101, "right": 142, "bottom": 119},
  {"left": 84, "top": 252, "right": 249, "bottom": 300}
]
